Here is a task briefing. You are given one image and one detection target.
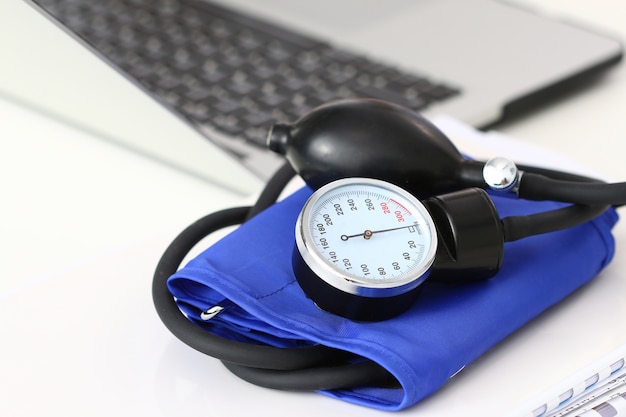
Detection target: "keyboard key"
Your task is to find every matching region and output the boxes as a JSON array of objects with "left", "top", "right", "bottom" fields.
[{"left": 353, "top": 85, "right": 430, "bottom": 111}]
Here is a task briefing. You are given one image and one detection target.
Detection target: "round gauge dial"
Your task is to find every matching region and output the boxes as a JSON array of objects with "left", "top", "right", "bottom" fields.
[{"left": 293, "top": 178, "right": 438, "bottom": 320}]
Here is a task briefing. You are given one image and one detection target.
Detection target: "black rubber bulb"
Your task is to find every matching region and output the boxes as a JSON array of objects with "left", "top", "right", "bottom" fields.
[{"left": 267, "top": 98, "right": 484, "bottom": 198}]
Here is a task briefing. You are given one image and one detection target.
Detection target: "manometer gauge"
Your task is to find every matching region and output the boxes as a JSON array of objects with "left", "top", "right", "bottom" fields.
[{"left": 293, "top": 178, "right": 438, "bottom": 321}]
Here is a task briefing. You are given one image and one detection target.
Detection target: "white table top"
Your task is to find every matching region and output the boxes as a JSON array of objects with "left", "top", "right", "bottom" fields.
[{"left": 1, "top": 1, "right": 626, "bottom": 416}]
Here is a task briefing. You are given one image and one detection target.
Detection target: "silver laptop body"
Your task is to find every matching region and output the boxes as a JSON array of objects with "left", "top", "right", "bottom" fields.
[{"left": 0, "top": 0, "right": 621, "bottom": 195}]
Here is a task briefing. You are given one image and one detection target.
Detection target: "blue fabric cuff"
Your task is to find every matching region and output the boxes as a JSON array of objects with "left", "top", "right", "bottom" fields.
[{"left": 168, "top": 186, "right": 618, "bottom": 411}]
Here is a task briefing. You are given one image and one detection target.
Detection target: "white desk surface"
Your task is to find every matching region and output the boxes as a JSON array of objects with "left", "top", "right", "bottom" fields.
[{"left": 1, "top": 1, "right": 626, "bottom": 416}]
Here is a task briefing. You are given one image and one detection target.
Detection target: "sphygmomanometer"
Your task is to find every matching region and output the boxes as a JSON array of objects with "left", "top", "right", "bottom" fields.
[{"left": 152, "top": 99, "right": 621, "bottom": 409}]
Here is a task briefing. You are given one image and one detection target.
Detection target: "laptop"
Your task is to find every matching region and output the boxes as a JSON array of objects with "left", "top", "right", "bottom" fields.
[{"left": 0, "top": 0, "right": 622, "bottom": 195}]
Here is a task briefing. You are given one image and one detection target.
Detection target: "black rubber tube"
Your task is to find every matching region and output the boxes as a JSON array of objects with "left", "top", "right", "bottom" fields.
[
  {"left": 152, "top": 206, "right": 360, "bottom": 370},
  {"left": 223, "top": 360, "right": 399, "bottom": 391},
  {"left": 516, "top": 163, "right": 604, "bottom": 184},
  {"left": 502, "top": 204, "right": 609, "bottom": 242},
  {"left": 519, "top": 172, "right": 626, "bottom": 206}
]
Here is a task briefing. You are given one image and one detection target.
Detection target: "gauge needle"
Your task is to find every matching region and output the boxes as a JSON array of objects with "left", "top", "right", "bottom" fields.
[{"left": 341, "top": 225, "right": 415, "bottom": 241}]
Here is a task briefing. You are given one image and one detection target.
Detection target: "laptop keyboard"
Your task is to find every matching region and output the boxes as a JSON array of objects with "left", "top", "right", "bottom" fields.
[{"left": 33, "top": 0, "right": 460, "bottom": 152}]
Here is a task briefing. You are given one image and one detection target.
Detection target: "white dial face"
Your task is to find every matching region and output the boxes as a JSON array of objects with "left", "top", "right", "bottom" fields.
[{"left": 297, "top": 178, "right": 438, "bottom": 294}]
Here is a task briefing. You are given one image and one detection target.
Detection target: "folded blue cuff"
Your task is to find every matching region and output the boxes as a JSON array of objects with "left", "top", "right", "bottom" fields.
[{"left": 168, "top": 186, "right": 618, "bottom": 410}]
